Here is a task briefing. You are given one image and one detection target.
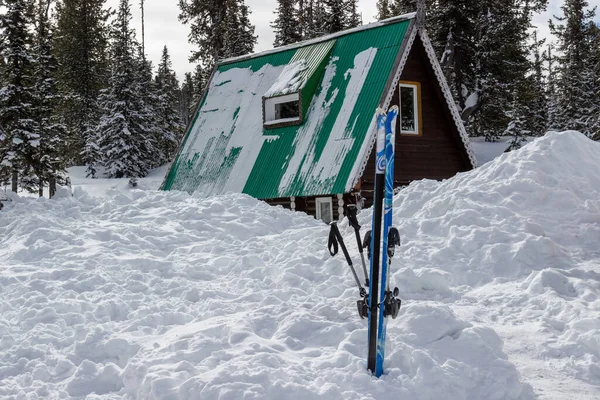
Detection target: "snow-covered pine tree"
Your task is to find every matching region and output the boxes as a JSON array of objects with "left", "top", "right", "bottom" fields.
[
  {"left": 347, "top": 0, "right": 361, "bottom": 28},
  {"left": 549, "top": 0, "right": 596, "bottom": 134},
  {"left": 136, "top": 48, "right": 160, "bottom": 168},
  {"left": 466, "top": 0, "right": 539, "bottom": 141},
  {"left": 179, "top": 72, "right": 195, "bottom": 126},
  {"left": 322, "top": 0, "right": 348, "bottom": 33},
  {"left": 581, "top": 22, "right": 600, "bottom": 138},
  {"left": 505, "top": 89, "right": 530, "bottom": 151},
  {"left": 525, "top": 30, "right": 548, "bottom": 137},
  {"left": 96, "top": 0, "right": 154, "bottom": 178},
  {"left": 192, "top": 63, "right": 206, "bottom": 106},
  {"left": 223, "top": 0, "right": 257, "bottom": 59},
  {"left": 271, "top": 0, "right": 302, "bottom": 47},
  {"left": 0, "top": 0, "right": 37, "bottom": 192},
  {"left": 155, "top": 45, "right": 185, "bottom": 165},
  {"left": 54, "top": 0, "right": 110, "bottom": 165},
  {"left": 546, "top": 44, "right": 561, "bottom": 132},
  {"left": 179, "top": 0, "right": 256, "bottom": 70},
  {"left": 31, "top": 0, "right": 68, "bottom": 196},
  {"left": 376, "top": 0, "right": 391, "bottom": 19}
]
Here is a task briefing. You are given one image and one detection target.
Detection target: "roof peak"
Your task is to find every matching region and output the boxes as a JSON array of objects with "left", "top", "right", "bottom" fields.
[{"left": 219, "top": 12, "right": 417, "bottom": 66}]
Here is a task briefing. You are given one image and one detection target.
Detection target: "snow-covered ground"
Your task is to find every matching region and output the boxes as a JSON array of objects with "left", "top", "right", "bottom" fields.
[{"left": 1, "top": 131, "right": 599, "bottom": 399}]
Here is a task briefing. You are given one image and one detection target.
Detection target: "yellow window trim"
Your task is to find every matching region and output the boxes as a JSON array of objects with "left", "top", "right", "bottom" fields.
[{"left": 399, "top": 80, "right": 423, "bottom": 136}]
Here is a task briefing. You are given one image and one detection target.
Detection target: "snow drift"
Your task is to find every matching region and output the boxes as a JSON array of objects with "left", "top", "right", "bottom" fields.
[{"left": 0, "top": 131, "right": 598, "bottom": 399}]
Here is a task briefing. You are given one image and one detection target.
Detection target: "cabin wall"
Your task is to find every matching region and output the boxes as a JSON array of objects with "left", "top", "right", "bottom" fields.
[
  {"left": 263, "top": 193, "right": 359, "bottom": 222},
  {"left": 359, "top": 34, "right": 472, "bottom": 208}
]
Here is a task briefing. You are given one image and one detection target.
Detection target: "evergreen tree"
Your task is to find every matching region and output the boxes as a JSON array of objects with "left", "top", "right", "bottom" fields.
[
  {"left": 192, "top": 63, "right": 206, "bottom": 105},
  {"left": 179, "top": 72, "right": 195, "bottom": 126},
  {"left": 581, "top": 22, "right": 600, "bottom": 138},
  {"left": 505, "top": 90, "right": 530, "bottom": 151},
  {"left": 0, "top": 0, "right": 37, "bottom": 192},
  {"left": 178, "top": 0, "right": 256, "bottom": 69},
  {"left": 376, "top": 0, "right": 391, "bottom": 19},
  {"left": 271, "top": 0, "right": 302, "bottom": 47},
  {"left": 347, "top": 0, "right": 361, "bottom": 28},
  {"left": 54, "top": 0, "right": 110, "bottom": 165},
  {"left": 31, "top": 0, "right": 68, "bottom": 195},
  {"left": 223, "top": 0, "right": 257, "bottom": 59},
  {"left": 155, "top": 46, "right": 184, "bottom": 164},
  {"left": 96, "top": 0, "right": 155, "bottom": 178},
  {"left": 526, "top": 30, "right": 548, "bottom": 137},
  {"left": 549, "top": 0, "right": 595, "bottom": 134},
  {"left": 323, "top": 0, "right": 347, "bottom": 33},
  {"left": 546, "top": 44, "right": 560, "bottom": 131}
]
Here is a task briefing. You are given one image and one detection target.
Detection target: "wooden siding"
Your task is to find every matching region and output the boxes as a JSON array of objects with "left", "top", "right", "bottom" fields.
[
  {"left": 264, "top": 194, "right": 358, "bottom": 222},
  {"left": 360, "top": 34, "right": 472, "bottom": 207}
]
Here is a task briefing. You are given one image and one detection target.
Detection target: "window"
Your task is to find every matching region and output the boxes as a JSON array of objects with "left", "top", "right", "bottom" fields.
[
  {"left": 399, "top": 81, "right": 422, "bottom": 135},
  {"left": 264, "top": 93, "right": 301, "bottom": 127},
  {"left": 315, "top": 197, "right": 333, "bottom": 224}
]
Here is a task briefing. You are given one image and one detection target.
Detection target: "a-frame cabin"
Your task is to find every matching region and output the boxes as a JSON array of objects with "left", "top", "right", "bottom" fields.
[{"left": 161, "top": 12, "right": 477, "bottom": 223}]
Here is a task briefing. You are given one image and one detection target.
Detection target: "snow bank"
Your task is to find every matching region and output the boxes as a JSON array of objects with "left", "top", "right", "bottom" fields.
[
  {"left": 1, "top": 194, "right": 530, "bottom": 397},
  {"left": 1, "top": 131, "right": 598, "bottom": 399},
  {"left": 372, "top": 131, "right": 600, "bottom": 395}
]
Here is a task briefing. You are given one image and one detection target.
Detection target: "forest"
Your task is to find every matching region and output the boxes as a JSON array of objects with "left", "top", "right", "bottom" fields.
[{"left": 1, "top": 0, "right": 599, "bottom": 195}]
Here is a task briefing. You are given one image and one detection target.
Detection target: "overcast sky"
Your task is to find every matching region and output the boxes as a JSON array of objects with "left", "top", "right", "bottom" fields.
[{"left": 105, "top": 0, "right": 600, "bottom": 80}]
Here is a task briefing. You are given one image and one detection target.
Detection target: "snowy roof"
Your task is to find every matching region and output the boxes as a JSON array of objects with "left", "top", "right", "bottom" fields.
[
  {"left": 163, "top": 18, "right": 414, "bottom": 199},
  {"left": 163, "top": 14, "right": 476, "bottom": 198}
]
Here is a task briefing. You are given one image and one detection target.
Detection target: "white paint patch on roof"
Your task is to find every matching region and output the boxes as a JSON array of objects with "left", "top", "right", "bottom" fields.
[
  {"left": 263, "top": 60, "right": 308, "bottom": 98},
  {"left": 279, "top": 48, "right": 378, "bottom": 195}
]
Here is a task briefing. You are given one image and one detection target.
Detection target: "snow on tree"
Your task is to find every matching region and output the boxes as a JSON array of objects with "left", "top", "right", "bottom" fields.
[
  {"left": 178, "top": 0, "right": 256, "bottom": 69},
  {"left": 54, "top": 0, "right": 110, "bottom": 165},
  {"left": 347, "top": 0, "right": 361, "bottom": 28},
  {"left": 505, "top": 90, "right": 530, "bottom": 151},
  {"left": 524, "top": 30, "right": 548, "bottom": 137},
  {"left": 155, "top": 45, "right": 184, "bottom": 165},
  {"left": 0, "top": 0, "right": 38, "bottom": 192},
  {"left": 546, "top": 44, "right": 561, "bottom": 132},
  {"left": 96, "top": 0, "right": 155, "bottom": 178},
  {"left": 30, "top": 0, "right": 68, "bottom": 196},
  {"left": 271, "top": 0, "right": 302, "bottom": 47},
  {"left": 222, "top": 0, "right": 257, "bottom": 59},
  {"left": 549, "top": 0, "right": 596, "bottom": 136},
  {"left": 179, "top": 72, "right": 195, "bottom": 126}
]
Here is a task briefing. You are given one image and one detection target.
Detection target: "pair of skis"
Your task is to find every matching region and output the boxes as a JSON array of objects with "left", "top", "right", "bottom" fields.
[
  {"left": 328, "top": 106, "right": 402, "bottom": 378},
  {"left": 367, "top": 106, "right": 402, "bottom": 377}
]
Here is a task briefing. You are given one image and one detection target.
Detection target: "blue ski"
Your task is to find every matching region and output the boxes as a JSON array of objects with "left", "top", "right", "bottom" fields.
[
  {"left": 375, "top": 106, "right": 401, "bottom": 377},
  {"left": 367, "top": 108, "right": 387, "bottom": 374}
]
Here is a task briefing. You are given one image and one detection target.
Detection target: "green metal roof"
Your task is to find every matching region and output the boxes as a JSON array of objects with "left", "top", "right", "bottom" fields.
[{"left": 163, "top": 17, "right": 412, "bottom": 199}]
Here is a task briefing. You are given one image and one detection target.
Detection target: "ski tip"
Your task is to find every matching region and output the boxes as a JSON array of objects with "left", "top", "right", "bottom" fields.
[
  {"left": 376, "top": 107, "right": 387, "bottom": 116},
  {"left": 388, "top": 105, "right": 399, "bottom": 113}
]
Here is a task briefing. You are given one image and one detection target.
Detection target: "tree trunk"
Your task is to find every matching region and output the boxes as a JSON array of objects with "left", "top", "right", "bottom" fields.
[
  {"left": 49, "top": 175, "right": 56, "bottom": 198},
  {"left": 11, "top": 168, "right": 18, "bottom": 193}
]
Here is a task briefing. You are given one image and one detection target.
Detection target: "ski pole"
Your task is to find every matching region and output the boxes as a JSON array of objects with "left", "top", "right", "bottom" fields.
[
  {"left": 328, "top": 222, "right": 367, "bottom": 297},
  {"left": 346, "top": 204, "right": 369, "bottom": 286}
]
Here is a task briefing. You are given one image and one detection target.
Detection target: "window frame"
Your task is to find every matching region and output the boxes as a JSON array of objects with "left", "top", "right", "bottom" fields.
[
  {"left": 399, "top": 81, "right": 423, "bottom": 136},
  {"left": 263, "top": 93, "right": 303, "bottom": 129},
  {"left": 315, "top": 197, "right": 334, "bottom": 224}
]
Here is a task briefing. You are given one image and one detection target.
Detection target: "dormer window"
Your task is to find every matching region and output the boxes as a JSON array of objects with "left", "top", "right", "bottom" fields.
[
  {"left": 264, "top": 93, "right": 301, "bottom": 126},
  {"left": 263, "top": 39, "right": 336, "bottom": 130}
]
